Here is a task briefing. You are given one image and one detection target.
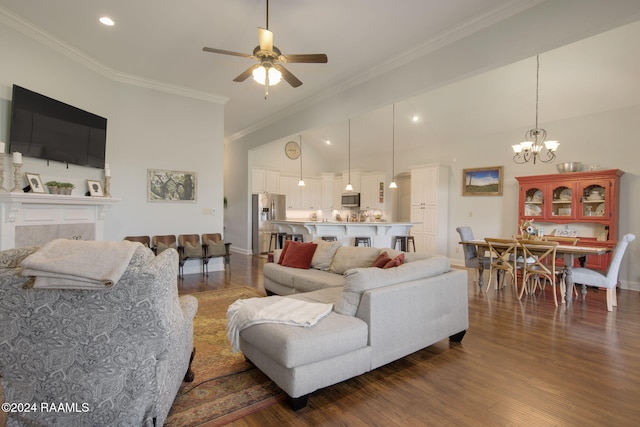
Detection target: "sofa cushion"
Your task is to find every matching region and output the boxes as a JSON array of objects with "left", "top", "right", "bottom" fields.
[
  {"left": 329, "top": 246, "right": 381, "bottom": 274},
  {"left": 280, "top": 241, "right": 318, "bottom": 269},
  {"left": 263, "top": 263, "right": 345, "bottom": 292},
  {"left": 334, "top": 255, "right": 451, "bottom": 316},
  {"left": 310, "top": 239, "right": 341, "bottom": 271},
  {"left": 383, "top": 252, "right": 405, "bottom": 269},
  {"left": 240, "top": 311, "right": 368, "bottom": 368}
]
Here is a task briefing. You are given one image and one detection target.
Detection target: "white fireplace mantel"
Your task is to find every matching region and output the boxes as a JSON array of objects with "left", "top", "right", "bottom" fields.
[{"left": 0, "top": 192, "right": 120, "bottom": 249}]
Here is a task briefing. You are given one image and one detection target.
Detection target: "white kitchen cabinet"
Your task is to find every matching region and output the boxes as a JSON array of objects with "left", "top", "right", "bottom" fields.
[
  {"left": 280, "top": 176, "right": 301, "bottom": 209},
  {"left": 410, "top": 164, "right": 448, "bottom": 254},
  {"left": 395, "top": 172, "right": 411, "bottom": 222},
  {"left": 252, "top": 168, "right": 280, "bottom": 194},
  {"left": 360, "top": 172, "right": 386, "bottom": 210},
  {"left": 301, "top": 178, "right": 322, "bottom": 209},
  {"left": 321, "top": 174, "right": 336, "bottom": 210}
]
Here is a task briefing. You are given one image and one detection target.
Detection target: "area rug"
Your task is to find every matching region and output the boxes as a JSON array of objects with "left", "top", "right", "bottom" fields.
[{"left": 165, "top": 287, "right": 285, "bottom": 427}]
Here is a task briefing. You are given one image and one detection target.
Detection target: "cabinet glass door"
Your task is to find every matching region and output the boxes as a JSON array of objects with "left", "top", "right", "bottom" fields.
[
  {"left": 579, "top": 182, "right": 607, "bottom": 219},
  {"left": 521, "top": 185, "right": 545, "bottom": 219},
  {"left": 550, "top": 184, "right": 574, "bottom": 218}
]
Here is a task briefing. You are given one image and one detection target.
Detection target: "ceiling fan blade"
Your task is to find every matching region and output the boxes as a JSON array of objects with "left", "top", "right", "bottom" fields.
[
  {"left": 202, "top": 47, "right": 252, "bottom": 58},
  {"left": 234, "top": 64, "right": 261, "bottom": 82},
  {"left": 280, "top": 53, "right": 328, "bottom": 63},
  {"left": 258, "top": 27, "right": 273, "bottom": 52},
  {"left": 274, "top": 64, "right": 302, "bottom": 88}
]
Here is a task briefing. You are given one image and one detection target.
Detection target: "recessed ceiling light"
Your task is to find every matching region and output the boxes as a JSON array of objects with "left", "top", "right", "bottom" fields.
[
  {"left": 99, "top": 17, "right": 115, "bottom": 26},
  {"left": 412, "top": 115, "right": 420, "bottom": 123},
  {"left": 325, "top": 140, "right": 331, "bottom": 145}
]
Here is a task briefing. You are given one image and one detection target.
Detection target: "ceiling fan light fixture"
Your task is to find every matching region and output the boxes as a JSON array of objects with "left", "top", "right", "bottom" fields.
[{"left": 252, "top": 65, "right": 282, "bottom": 85}]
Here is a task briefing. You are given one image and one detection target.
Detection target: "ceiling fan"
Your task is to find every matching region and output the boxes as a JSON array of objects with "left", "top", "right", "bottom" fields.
[{"left": 202, "top": 0, "right": 327, "bottom": 98}]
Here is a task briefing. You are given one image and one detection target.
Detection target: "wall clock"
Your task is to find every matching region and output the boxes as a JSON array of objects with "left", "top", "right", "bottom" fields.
[{"left": 284, "top": 141, "right": 300, "bottom": 160}]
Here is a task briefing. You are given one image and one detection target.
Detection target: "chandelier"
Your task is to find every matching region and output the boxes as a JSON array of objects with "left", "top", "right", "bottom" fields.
[{"left": 512, "top": 55, "right": 559, "bottom": 164}]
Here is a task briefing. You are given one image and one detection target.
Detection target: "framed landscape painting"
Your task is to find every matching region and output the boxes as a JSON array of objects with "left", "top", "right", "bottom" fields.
[{"left": 462, "top": 166, "right": 503, "bottom": 196}]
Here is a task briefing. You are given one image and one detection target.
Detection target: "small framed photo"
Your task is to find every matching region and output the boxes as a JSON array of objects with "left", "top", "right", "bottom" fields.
[
  {"left": 462, "top": 166, "right": 503, "bottom": 196},
  {"left": 87, "top": 180, "right": 104, "bottom": 197},
  {"left": 25, "top": 172, "right": 45, "bottom": 193}
]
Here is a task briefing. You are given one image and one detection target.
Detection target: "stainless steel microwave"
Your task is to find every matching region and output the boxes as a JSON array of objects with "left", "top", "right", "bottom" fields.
[{"left": 341, "top": 193, "right": 360, "bottom": 207}]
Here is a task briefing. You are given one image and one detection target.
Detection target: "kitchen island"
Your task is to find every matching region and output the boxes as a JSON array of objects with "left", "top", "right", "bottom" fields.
[{"left": 271, "top": 221, "right": 416, "bottom": 249}]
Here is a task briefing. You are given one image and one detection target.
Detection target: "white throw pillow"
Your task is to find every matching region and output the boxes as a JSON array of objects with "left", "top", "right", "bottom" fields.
[
  {"left": 329, "top": 246, "right": 381, "bottom": 274},
  {"left": 310, "top": 239, "right": 341, "bottom": 271},
  {"left": 334, "top": 256, "right": 451, "bottom": 316}
]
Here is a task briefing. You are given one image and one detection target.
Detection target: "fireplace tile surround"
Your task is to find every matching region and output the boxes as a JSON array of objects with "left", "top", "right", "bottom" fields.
[{"left": 0, "top": 193, "right": 119, "bottom": 249}]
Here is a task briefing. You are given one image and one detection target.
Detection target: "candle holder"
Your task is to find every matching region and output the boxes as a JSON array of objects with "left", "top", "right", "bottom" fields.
[
  {"left": 104, "top": 176, "right": 111, "bottom": 197},
  {"left": 0, "top": 153, "right": 7, "bottom": 192},
  {"left": 11, "top": 163, "right": 23, "bottom": 193}
]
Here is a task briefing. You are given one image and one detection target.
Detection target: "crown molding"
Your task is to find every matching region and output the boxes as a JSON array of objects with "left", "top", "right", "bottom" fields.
[{"left": 0, "top": 7, "right": 229, "bottom": 105}]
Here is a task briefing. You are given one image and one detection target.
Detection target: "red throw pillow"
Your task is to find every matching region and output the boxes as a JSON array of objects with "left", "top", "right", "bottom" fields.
[
  {"left": 383, "top": 252, "right": 405, "bottom": 269},
  {"left": 278, "top": 240, "right": 294, "bottom": 265},
  {"left": 280, "top": 242, "right": 318, "bottom": 269},
  {"left": 372, "top": 251, "right": 392, "bottom": 268}
]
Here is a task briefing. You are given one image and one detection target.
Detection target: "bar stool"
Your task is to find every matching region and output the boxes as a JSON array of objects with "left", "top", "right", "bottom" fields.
[
  {"left": 321, "top": 236, "right": 338, "bottom": 241},
  {"left": 392, "top": 235, "right": 416, "bottom": 252},
  {"left": 354, "top": 237, "right": 371, "bottom": 247},
  {"left": 268, "top": 232, "right": 278, "bottom": 252},
  {"left": 268, "top": 232, "right": 287, "bottom": 251},
  {"left": 286, "top": 233, "right": 304, "bottom": 242}
]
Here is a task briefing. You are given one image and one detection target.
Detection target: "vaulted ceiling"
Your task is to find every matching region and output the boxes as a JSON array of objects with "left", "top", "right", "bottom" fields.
[{"left": 1, "top": 0, "right": 639, "bottom": 166}]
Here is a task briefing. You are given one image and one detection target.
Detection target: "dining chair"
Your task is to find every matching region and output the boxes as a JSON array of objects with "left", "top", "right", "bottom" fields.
[
  {"left": 484, "top": 238, "right": 519, "bottom": 294},
  {"left": 543, "top": 235, "right": 579, "bottom": 298},
  {"left": 571, "top": 233, "right": 636, "bottom": 311},
  {"left": 518, "top": 239, "right": 560, "bottom": 305},
  {"left": 456, "top": 226, "right": 490, "bottom": 285}
]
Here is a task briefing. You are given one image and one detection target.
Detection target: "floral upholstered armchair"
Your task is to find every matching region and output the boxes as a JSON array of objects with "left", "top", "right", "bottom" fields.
[{"left": 0, "top": 244, "right": 198, "bottom": 427}]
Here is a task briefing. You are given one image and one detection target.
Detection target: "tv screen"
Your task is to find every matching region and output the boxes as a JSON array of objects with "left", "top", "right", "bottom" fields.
[{"left": 9, "top": 85, "right": 107, "bottom": 168}]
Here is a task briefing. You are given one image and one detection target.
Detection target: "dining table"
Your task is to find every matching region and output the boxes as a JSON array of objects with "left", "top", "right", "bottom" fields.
[{"left": 459, "top": 238, "right": 612, "bottom": 305}]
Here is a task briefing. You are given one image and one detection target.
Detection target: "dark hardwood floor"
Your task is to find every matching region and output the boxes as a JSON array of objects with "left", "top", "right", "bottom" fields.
[{"left": 180, "top": 254, "right": 640, "bottom": 426}]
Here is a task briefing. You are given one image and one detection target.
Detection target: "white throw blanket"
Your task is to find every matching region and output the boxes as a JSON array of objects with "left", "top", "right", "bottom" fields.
[
  {"left": 20, "top": 239, "right": 141, "bottom": 289},
  {"left": 226, "top": 296, "right": 333, "bottom": 353}
]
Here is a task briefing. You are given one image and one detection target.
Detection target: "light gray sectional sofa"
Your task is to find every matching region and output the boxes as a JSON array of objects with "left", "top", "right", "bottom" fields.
[{"left": 240, "top": 242, "right": 469, "bottom": 409}]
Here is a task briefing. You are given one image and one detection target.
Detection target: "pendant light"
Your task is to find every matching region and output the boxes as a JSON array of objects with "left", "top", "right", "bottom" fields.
[
  {"left": 512, "top": 55, "right": 559, "bottom": 164},
  {"left": 345, "top": 119, "right": 353, "bottom": 192},
  {"left": 297, "top": 134, "right": 305, "bottom": 186},
  {"left": 389, "top": 103, "right": 398, "bottom": 189}
]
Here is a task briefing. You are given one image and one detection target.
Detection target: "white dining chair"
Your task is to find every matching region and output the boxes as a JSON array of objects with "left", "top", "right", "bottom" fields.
[
  {"left": 571, "top": 233, "right": 635, "bottom": 311},
  {"left": 456, "top": 226, "right": 490, "bottom": 285}
]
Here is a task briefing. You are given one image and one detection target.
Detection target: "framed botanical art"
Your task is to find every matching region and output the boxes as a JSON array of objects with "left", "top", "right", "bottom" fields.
[
  {"left": 25, "top": 172, "right": 45, "bottom": 193},
  {"left": 462, "top": 166, "right": 503, "bottom": 196},
  {"left": 87, "top": 180, "right": 104, "bottom": 197},
  {"left": 147, "top": 169, "right": 196, "bottom": 202}
]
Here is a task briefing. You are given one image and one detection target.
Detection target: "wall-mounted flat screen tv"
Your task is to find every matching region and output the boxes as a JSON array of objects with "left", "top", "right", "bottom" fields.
[{"left": 9, "top": 84, "right": 107, "bottom": 168}]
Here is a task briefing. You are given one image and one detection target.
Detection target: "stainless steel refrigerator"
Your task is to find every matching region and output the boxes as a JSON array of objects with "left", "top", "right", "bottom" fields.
[{"left": 252, "top": 193, "right": 286, "bottom": 254}]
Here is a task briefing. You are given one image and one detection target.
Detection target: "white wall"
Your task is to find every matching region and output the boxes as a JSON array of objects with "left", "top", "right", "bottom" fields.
[{"left": 0, "top": 20, "right": 226, "bottom": 273}]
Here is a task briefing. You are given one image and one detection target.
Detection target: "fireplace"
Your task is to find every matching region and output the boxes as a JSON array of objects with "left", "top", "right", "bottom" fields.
[{"left": 0, "top": 193, "right": 119, "bottom": 249}]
